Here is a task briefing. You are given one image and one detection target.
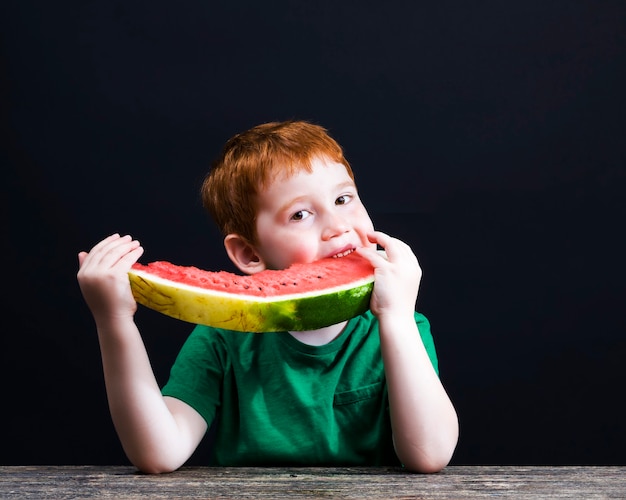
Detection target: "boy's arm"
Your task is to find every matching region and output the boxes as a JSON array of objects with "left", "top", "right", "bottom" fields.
[
  {"left": 77, "top": 234, "right": 207, "bottom": 473},
  {"left": 357, "top": 232, "right": 459, "bottom": 473}
]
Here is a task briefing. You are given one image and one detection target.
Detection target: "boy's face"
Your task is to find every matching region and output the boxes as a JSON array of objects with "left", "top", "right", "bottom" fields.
[{"left": 253, "top": 156, "right": 376, "bottom": 270}]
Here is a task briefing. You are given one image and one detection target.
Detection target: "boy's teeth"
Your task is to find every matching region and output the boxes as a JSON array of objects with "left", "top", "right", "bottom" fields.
[{"left": 333, "top": 249, "right": 354, "bottom": 258}]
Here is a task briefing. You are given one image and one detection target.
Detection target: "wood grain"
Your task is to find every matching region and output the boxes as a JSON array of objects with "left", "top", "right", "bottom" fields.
[{"left": 1, "top": 466, "right": 624, "bottom": 499}]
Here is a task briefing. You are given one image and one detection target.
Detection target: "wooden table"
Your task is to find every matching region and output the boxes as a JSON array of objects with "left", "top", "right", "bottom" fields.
[{"left": 1, "top": 465, "right": 624, "bottom": 499}]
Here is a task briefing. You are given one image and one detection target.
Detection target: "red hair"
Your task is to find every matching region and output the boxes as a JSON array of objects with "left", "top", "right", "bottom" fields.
[{"left": 201, "top": 121, "right": 354, "bottom": 244}]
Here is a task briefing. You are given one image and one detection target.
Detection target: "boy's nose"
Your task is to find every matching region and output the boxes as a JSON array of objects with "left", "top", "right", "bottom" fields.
[{"left": 322, "top": 213, "right": 350, "bottom": 240}]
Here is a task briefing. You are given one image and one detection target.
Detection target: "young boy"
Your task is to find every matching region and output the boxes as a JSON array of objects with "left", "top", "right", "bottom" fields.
[{"left": 77, "top": 121, "right": 458, "bottom": 474}]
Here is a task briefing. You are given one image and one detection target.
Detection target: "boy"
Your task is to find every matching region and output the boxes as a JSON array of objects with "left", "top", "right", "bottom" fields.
[{"left": 77, "top": 121, "right": 458, "bottom": 473}]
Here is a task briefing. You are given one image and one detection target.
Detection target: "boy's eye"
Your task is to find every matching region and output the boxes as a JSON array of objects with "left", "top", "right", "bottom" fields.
[
  {"left": 336, "top": 195, "right": 352, "bottom": 205},
  {"left": 291, "top": 210, "right": 312, "bottom": 221}
]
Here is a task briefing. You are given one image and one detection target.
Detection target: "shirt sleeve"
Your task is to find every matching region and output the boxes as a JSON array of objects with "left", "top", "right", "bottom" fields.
[
  {"left": 161, "top": 325, "right": 226, "bottom": 425},
  {"left": 414, "top": 312, "right": 439, "bottom": 376}
]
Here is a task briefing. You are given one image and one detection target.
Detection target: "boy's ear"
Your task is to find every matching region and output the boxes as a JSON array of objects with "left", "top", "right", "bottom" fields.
[{"left": 224, "top": 234, "right": 267, "bottom": 274}]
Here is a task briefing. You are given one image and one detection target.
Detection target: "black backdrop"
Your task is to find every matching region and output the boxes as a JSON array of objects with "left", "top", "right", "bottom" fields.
[{"left": 3, "top": 1, "right": 625, "bottom": 466}]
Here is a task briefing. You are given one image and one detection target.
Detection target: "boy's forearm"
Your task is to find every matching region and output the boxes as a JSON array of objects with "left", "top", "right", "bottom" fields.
[
  {"left": 95, "top": 318, "right": 195, "bottom": 473},
  {"left": 378, "top": 314, "right": 459, "bottom": 473}
]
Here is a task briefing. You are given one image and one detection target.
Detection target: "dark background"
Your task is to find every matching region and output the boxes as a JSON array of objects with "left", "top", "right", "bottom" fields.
[{"left": 3, "top": 1, "right": 625, "bottom": 466}]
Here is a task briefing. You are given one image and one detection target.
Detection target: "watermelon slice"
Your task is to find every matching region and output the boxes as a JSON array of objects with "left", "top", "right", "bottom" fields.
[{"left": 128, "top": 251, "right": 375, "bottom": 332}]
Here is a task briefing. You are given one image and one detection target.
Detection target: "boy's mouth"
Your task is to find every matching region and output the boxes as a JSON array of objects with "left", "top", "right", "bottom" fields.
[{"left": 331, "top": 248, "right": 355, "bottom": 258}]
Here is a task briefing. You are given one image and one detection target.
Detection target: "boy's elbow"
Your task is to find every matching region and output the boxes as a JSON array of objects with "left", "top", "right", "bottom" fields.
[
  {"left": 402, "top": 454, "right": 451, "bottom": 474},
  {"left": 132, "top": 457, "right": 181, "bottom": 475},
  {"left": 396, "top": 433, "right": 458, "bottom": 474},
  {"left": 126, "top": 449, "right": 185, "bottom": 475}
]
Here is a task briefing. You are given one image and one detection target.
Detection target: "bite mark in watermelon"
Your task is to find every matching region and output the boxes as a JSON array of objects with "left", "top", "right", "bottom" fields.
[{"left": 128, "top": 251, "right": 375, "bottom": 332}]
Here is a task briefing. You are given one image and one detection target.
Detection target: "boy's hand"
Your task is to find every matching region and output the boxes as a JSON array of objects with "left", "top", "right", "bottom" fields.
[
  {"left": 77, "top": 233, "right": 144, "bottom": 323},
  {"left": 356, "top": 231, "right": 421, "bottom": 319}
]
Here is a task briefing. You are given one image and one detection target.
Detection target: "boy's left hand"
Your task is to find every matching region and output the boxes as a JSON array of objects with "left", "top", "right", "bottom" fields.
[{"left": 356, "top": 231, "right": 422, "bottom": 319}]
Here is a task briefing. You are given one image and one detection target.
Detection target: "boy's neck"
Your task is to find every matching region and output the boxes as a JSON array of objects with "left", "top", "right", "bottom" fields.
[{"left": 288, "top": 321, "right": 348, "bottom": 346}]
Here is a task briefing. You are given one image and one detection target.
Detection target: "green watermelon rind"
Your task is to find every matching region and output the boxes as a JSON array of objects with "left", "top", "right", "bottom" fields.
[{"left": 262, "top": 281, "right": 374, "bottom": 331}]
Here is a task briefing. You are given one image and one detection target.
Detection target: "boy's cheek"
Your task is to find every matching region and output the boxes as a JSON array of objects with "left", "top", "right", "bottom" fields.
[
  {"left": 356, "top": 208, "right": 376, "bottom": 234},
  {"left": 268, "top": 244, "right": 318, "bottom": 269},
  {"left": 290, "top": 246, "right": 319, "bottom": 265}
]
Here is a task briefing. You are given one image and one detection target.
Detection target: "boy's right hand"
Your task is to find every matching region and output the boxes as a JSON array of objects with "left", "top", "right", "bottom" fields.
[{"left": 77, "top": 233, "right": 144, "bottom": 324}]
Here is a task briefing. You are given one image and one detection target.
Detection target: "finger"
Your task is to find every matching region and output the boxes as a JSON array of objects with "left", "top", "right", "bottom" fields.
[
  {"left": 83, "top": 234, "right": 136, "bottom": 269},
  {"left": 366, "top": 231, "right": 415, "bottom": 263},
  {"left": 77, "top": 251, "right": 88, "bottom": 269},
  {"left": 366, "top": 231, "right": 397, "bottom": 257},
  {"left": 79, "top": 234, "right": 122, "bottom": 264},
  {"left": 98, "top": 237, "right": 142, "bottom": 270},
  {"left": 88, "top": 233, "right": 122, "bottom": 254},
  {"left": 366, "top": 230, "right": 390, "bottom": 246},
  {"left": 118, "top": 244, "right": 145, "bottom": 268},
  {"left": 356, "top": 244, "right": 389, "bottom": 267}
]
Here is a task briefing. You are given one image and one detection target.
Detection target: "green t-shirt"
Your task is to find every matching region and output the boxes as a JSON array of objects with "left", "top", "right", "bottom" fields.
[{"left": 161, "top": 310, "right": 439, "bottom": 466}]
